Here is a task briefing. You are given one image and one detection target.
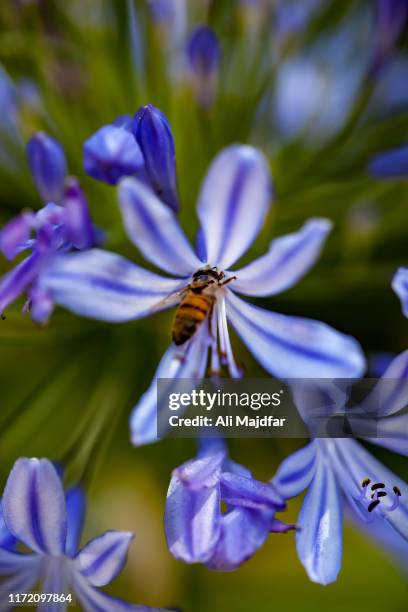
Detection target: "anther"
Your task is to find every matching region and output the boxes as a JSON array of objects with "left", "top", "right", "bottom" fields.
[
  {"left": 368, "top": 499, "right": 381, "bottom": 512},
  {"left": 371, "top": 482, "right": 385, "bottom": 490},
  {"left": 371, "top": 491, "right": 387, "bottom": 499},
  {"left": 361, "top": 478, "right": 371, "bottom": 488},
  {"left": 393, "top": 486, "right": 401, "bottom": 497}
]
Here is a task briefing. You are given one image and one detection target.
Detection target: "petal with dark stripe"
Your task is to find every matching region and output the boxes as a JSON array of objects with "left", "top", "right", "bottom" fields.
[
  {"left": 119, "top": 177, "right": 200, "bottom": 275},
  {"left": 2, "top": 458, "right": 67, "bottom": 555},
  {"left": 196, "top": 145, "right": 272, "bottom": 269},
  {"left": 296, "top": 453, "right": 343, "bottom": 585},
  {"left": 164, "top": 474, "right": 221, "bottom": 564},
  {"left": 225, "top": 291, "right": 366, "bottom": 378},
  {"left": 273, "top": 442, "right": 317, "bottom": 499},
  {"left": 232, "top": 219, "right": 332, "bottom": 297},
  {"left": 40, "top": 249, "right": 186, "bottom": 322},
  {"left": 76, "top": 530, "right": 134, "bottom": 587}
]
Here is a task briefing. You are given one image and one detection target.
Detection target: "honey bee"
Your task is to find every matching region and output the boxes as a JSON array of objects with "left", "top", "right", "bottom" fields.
[{"left": 169, "top": 268, "right": 235, "bottom": 346}]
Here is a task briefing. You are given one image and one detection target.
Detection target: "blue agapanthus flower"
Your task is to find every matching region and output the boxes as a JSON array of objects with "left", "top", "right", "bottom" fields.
[
  {"left": 165, "top": 439, "right": 294, "bottom": 570},
  {"left": 0, "top": 132, "right": 95, "bottom": 323},
  {"left": 39, "top": 142, "right": 365, "bottom": 445},
  {"left": 84, "top": 105, "right": 179, "bottom": 212},
  {"left": 272, "top": 357, "right": 408, "bottom": 585},
  {"left": 0, "top": 458, "right": 162, "bottom": 611}
]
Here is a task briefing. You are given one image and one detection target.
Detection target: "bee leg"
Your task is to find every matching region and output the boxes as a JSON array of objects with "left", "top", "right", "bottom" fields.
[{"left": 221, "top": 276, "right": 237, "bottom": 286}]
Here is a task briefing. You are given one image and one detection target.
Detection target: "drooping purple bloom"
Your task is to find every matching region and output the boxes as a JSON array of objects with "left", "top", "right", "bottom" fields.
[
  {"left": 27, "top": 132, "right": 68, "bottom": 204},
  {"left": 165, "top": 440, "right": 294, "bottom": 570},
  {"left": 0, "top": 457, "right": 162, "bottom": 611},
  {"left": 393, "top": 267, "right": 408, "bottom": 317},
  {"left": 133, "top": 105, "right": 179, "bottom": 212},
  {"left": 272, "top": 355, "right": 408, "bottom": 584},
  {"left": 368, "top": 143, "right": 408, "bottom": 178},
  {"left": 0, "top": 134, "right": 95, "bottom": 323},
  {"left": 83, "top": 124, "right": 144, "bottom": 185},
  {"left": 40, "top": 144, "right": 366, "bottom": 445},
  {"left": 187, "top": 26, "right": 221, "bottom": 108}
]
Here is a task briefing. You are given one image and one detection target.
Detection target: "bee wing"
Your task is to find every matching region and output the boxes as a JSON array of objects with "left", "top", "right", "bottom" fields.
[{"left": 152, "top": 287, "right": 188, "bottom": 313}]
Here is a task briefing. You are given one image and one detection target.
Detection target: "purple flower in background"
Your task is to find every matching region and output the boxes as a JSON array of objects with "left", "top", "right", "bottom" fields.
[
  {"left": 165, "top": 440, "right": 294, "bottom": 570},
  {"left": 393, "top": 267, "right": 408, "bottom": 317},
  {"left": 0, "top": 457, "right": 159, "bottom": 611},
  {"left": 368, "top": 143, "right": 408, "bottom": 178},
  {"left": 370, "top": 0, "right": 408, "bottom": 76},
  {"left": 84, "top": 105, "right": 180, "bottom": 211},
  {"left": 0, "top": 133, "right": 95, "bottom": 322},
  {"left": 40, "top": 143, "right": 365, "bottom": 445},
  {"left": 187, "top": 26, "right": 221, "bottom": 108}
]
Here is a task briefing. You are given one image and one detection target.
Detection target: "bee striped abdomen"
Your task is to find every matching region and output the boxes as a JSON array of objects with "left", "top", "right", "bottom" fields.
[{"left": 172, "top": 293, "right": 213, "bottom": 345}]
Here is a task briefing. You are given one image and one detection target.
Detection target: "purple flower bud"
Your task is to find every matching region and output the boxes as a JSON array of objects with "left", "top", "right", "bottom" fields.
[
  {"left": 26, "top": 132, "right": 67, "bottom": 203},
  {"left": 83, "top": 124, "right": 144, "bottom": 185},
  {"left": 132, "top": 104, "right": 179, "bottom": 212},
  {"left": 188, "top": 25, "right": 221, "bottom": 78},
  {"left": 187, "top": 26, "right": 221, "bottom": 108},
  {"left": 63, "top": 178, "right": 95, "bottom": 249}
]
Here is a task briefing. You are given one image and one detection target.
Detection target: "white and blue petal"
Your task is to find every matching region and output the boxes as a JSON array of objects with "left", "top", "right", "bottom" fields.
[
  {"left": 196, "top": 145, "right": 273, "bottom": 269},
  {"left": 296, "top": 452, "right": 343, "bottom": 585},
  {"left": 130, "top": 324, "right": 211, "bottom": 446},
  {"left": 119, "top": 177, "right": 200, "bottom": 276},
  {"left": 164, "top": 472, "right": 221, "bottom": 564},
  {"left": 231, "top": 219, "right": 332, "bottom": 297},
  {"left": 392, "top": 267, "right": 408, "bottom": 318},
  {"left": 225, "top": 291, "right": 366, "bottom": 378},
  {"left": 2, "top": 458, "right": 67, "bottom": 555},
  {"left": 76, "top": 530, "right": 134, "bottom": 587},
  {"left": 40, "top": 249, "right": 186, "bottom": 322},
  {"left": 273, "top": 442, "right": 317, "bottom": 499}
]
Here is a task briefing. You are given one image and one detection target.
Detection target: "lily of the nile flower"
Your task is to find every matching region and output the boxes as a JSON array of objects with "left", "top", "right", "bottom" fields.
[
  {"left": 272, "top": 374, "right": 408, "bottom": 585},
  {"left": 165, "top": 439, "right": 295, "bottom": 570},
  {"left": 0, "top": 458, "right": 163, "bottom": 611},
  {"left": 368, "top": 143, "right": 408, "bottom": 178},
  {"left": 84, "top": 105, "right": 179, "bottom": 212},
  {"left": 39, "top": 144, "right": 365, "bottom": 446},
  {"left": 0, "top": 133, "right": 95, "bottom": 323},
  {"left": 187, "top": 26, "right": 221, "bottom": 109}
]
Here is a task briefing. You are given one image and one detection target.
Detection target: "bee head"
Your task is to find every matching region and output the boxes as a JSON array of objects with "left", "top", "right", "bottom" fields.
[{"left": 193, "top": 267, "right": 223, "bottom": 283}]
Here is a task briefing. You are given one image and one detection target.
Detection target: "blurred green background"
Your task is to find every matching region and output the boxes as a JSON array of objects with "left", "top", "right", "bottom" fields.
[{"left": 0, "top": 1, "right": 407, "bottom": 610}]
